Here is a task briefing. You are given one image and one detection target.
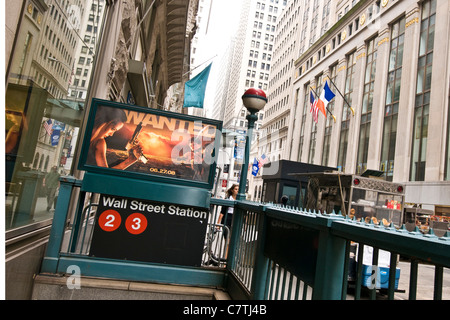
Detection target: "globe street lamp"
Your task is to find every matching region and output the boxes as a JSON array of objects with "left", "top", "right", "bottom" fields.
[{"left": 237, "top": 88, "right": 267, "bottom": 201}]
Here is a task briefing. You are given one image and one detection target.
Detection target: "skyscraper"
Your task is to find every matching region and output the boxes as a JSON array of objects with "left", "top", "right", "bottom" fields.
[
  {"left": 212, "top": 0, "right": 287, "bottom": 195},
  {"left": 221, "top": 0, "right": 287, "bottom": 130},
  {"left": 68, "top": 0, "right": 106, "bottom": 101}
]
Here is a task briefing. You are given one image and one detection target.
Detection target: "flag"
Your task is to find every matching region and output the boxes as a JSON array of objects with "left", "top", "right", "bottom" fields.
[
  {"left": 183, "top": 63, "right": 212, "bottom": 108},
  {"left": 258, "top": 154, "right": 268, "bottom": 168},
  {"left": 251, "top": 158, "right": 260, "bottom": 176},
  {"left": 44, "top": 119, "right": 53, "bottom": 135},
  {"left": 314, "top": 81, "right": 335, "bottom": 122},
  {"left": 51, "top": 129, "right": 61, "bottom": 146},
  {"left": 310, "top": 90, "right": 318, "bottom": 123}
]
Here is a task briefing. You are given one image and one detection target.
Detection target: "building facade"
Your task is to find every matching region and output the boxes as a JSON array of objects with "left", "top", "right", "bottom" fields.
[
  {"left": 223, "top": 0, "right": 287, "bottom": 131},
  {"left": 285, "top": 0, "right": 450, "bottom": 211},
  {"left": 252, "top": 0, "right": 345, "bottom": 201},
  {"left": 212, "top": 0, "right": 287, "bottom": 196},
  {"left": 5, "top": 0, "right": 199, "bottom": 299},
  {"left": 67, "top": 0, "right": 107, "bottom": 101}
]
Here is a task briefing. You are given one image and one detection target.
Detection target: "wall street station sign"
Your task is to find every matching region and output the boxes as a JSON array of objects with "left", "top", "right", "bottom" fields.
[{"left": 89, "top": 194, "right": 208, "bottom": 267}]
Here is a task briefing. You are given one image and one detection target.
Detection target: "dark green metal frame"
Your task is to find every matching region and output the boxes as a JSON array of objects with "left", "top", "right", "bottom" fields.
[
  {"left": 78, "top": 98, "right": 222, "bottom": 190},
  {"left": 41, "top": 177, "right": 450, "bottom": 299},
  {"left": 41, "top": 176, "right": 227, "bottom": 288}
]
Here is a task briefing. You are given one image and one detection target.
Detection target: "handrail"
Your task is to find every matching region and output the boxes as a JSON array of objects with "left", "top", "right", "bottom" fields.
[
  {"left": 41, "top": 181, "right": 450, "bottom": 300},
  {"left": 223, "top": 201, "right": 450, "bottom": 300}
]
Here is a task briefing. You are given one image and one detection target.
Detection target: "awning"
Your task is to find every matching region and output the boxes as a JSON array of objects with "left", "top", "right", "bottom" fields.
[
  {"left": 46, "top": 99, "right": 84, "bottom": 127},
  {"left": 166, "top": 0, "right": 190, "bottom": 86}
]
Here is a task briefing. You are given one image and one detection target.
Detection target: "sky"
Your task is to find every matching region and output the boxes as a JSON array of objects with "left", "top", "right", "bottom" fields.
[{"left": 193, "top": 0, "right": 244, "bottom": 117}]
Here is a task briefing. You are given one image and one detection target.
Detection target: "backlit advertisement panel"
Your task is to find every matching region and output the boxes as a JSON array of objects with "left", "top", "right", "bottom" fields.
[{"left": 79, "top": 99, "right": 222, "bottom": 188}]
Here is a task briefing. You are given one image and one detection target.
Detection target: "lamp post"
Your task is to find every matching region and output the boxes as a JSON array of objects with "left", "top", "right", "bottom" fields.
[
  {"left": 48, "top": 56, "right": 72, "bottom": 69},
  {"left": 237, "top": 88, "right": 267, "bottom": 201}
]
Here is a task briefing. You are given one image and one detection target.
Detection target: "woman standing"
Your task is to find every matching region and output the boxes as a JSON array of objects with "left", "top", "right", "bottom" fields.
[{"left": 218, "top": 184, "right": 239, "bottom": 240}]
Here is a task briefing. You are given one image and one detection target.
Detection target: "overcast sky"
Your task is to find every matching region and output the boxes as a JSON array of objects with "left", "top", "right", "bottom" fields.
[{"left": 194, "top": 0, "right": 244, "bottom": 117}]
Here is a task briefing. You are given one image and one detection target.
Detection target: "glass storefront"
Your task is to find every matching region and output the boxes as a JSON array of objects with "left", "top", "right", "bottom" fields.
[{"left": 5, "top": 0, "right": 107, "bottom": 233}]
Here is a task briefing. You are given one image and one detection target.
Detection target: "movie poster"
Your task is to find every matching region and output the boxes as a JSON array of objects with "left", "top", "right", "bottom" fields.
[{"left": 82, "top": 101, "right": 220, "bottom": 185}]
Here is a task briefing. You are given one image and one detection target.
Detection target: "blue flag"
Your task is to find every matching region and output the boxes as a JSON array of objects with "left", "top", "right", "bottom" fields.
[
  {"left": 252, "top": 158, "right": 260, "bottom": 176},
  {"left": 183, "top": 63, "right": 212, "bottom": 108},
  {"left": 51, "top": 129, "right": 61, "bottom": 146}
]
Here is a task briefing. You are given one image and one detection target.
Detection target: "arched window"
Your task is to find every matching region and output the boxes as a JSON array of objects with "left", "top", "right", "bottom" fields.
[
  {"left": 39, "top": 154, "right": 44, "bottom": 170},
  {"left": 44, "top": 155, "right": 50, "bottom": 171},
  {"left": 33, "top": 153, "right": 40, "bottom": 169}
]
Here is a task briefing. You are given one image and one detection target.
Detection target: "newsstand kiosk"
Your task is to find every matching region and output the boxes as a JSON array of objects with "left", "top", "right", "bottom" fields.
[{"left": 45, "top": 98, "right": 223, "bottom": 283}]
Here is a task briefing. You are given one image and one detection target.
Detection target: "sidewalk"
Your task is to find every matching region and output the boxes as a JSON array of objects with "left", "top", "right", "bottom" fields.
[
  {"left": 394, "top": 261, "right": 450, "bottom": 300},
  {"left": 345, "top": 261, "right": 450, "bottom": 300}
]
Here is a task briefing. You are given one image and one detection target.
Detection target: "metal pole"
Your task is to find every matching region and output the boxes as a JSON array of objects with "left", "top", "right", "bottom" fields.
[
  {"left": 327, "top": 77, "right": 355, "bottom": 116},
  {"left": 237, "top": 112, "right": 258, "bottom": 201}
]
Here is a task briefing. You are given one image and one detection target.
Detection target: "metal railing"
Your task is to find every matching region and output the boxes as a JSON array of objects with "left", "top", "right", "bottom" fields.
[
  {"left": 223, "top": 201, "right": 450, "bottom": 300},
  {"left": 42, "top": 177, "right": 450, "bottom": 300},
  {"left": 201, "top": 200, "right": 230, "bottom": 268}
]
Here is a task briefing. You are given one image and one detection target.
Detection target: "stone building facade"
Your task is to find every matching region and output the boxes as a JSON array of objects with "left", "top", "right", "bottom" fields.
[{"left": 286, "top": 0, "right": 450, "bottom": 209}]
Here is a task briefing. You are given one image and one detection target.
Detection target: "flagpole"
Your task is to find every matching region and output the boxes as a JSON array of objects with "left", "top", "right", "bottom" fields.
[
  {"left": 327, "top": 77, "right": 355, "bottom": 116},
  {"left": 309, "top": 85, "right": 336, "bottom": 123},
  {"left": 182, "top": 55, "right": 217, "bottom": 77}
]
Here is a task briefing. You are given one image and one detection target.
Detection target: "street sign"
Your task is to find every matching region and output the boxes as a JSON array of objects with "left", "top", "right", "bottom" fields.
[{"left": 89, "top": 193, "right": 208, "bottom": 267}]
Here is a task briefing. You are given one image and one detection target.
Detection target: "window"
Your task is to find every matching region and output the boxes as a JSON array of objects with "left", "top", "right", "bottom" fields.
[
  {"left": 16, "top": 33, "right": 33, "bottom": 80},
  {"left": 322, "top": 65, "right": 337, "bottom": 166},
  {"left": 357, "top": 38, "right": 377, "bottom": 175},
  {"left": 410, "top": 0, "right": 436, "bottom": 181},
  {"left": 5, "top": 0, "right": 108, "bottom": 235},
  {"left": 297, "top": 84, "right": 310, "bottom": 161},
  {"left": 445, "top": 98, "right": 450, "bottom": 180},
  {"left": 309, "top": 75, "right": 323, "bottom": 163},
  {"left": 337, "top": 52, "right": 356, "bottom": 172},
  {"left": 380, "top": 17, "right": 405, "bottom": 181}
]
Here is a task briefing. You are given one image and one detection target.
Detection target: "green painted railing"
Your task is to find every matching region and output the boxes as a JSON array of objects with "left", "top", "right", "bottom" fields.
[
  {"left": 41, "top": 177, "right": 450, "bottom": 300},
  {"left": 222, "top": 200, "right": 450, "bottom": 300}
]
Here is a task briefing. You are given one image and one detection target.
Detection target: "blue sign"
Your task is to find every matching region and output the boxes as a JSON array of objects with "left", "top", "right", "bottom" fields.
[
  {"left": 251, "top": 158, "right": 259, "bottom": 176},
  {"left": 51, "top": 129, "right": 61, "bottom": 146}
]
